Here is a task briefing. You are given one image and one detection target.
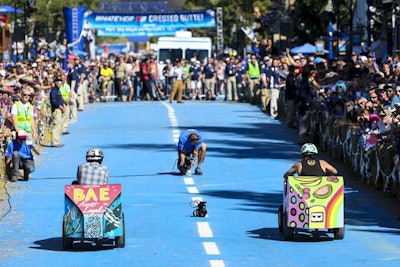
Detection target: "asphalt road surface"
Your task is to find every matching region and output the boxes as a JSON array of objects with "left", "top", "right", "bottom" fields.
[{"left": 1, "top": 100, "right": 400, "bottom": 267}]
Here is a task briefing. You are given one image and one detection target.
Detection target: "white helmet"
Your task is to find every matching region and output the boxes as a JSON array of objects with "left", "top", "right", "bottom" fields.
[
  {"left": 86, "top": 148, "right": 104, "bottom": 162},
  {"left": 301, "top": 143, "right": 318, "bottom": 155}
]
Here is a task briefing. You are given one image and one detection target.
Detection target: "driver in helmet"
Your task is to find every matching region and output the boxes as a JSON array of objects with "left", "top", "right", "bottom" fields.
[
  {"left": 75, "top": 148, "right": 110, "bottom": 185},
  {"left": 283, "top": 143, "right": 337, "bottom": 179}
]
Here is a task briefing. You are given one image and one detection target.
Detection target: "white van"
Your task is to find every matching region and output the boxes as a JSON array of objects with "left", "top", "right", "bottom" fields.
[{"left": 157, "top": 33, "right": 212, "bottom": 63}]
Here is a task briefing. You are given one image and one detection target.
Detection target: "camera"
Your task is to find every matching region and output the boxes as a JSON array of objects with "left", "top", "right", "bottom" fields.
[
  {"left": 389, "top": 104, "right": 400, "bottom": 117},
  {"left": 193, "top": 201, "right": 207, "bottom": 217}
]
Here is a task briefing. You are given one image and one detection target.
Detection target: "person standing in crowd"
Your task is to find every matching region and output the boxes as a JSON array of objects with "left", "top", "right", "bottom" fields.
[
  {"left": 268, "top": 57, "right": 282, "bottom": 119},
  {"left": 67, "top": 60, "right": 78, "bottom": 123},
  {"left": 203, "top": 57, "right": 216, "bottom": 100},
  {"left": 55, "top": 37, "right": 69, "bottom": 71},
  {"left": 114, "top": 55, "right": 129, "bottom": 101},
  {"left": 11, "top": 87, "right": 37, "bottom": 141},
  {"left": 163, "top": 59, "right": 173, "bottom": 96},
  {"left": 99, "top": 61, "right": 115, "bottom": 101},
  {"left": 74, "top": 148, "right": 110, "bottom": 185},
  {"left": 190, "top": 59, "right": 202, "bottom": 100},
  {"left": 285, "top": 65, "right": 297, "bottom": 128},
  {"left": 246, "top": 54, "right": 261, "bottom": 105},
  {"left": 181, "top": 59, "right": 191, "bottom": 99},
  {"left": 73, "top": 57, "right": 86, "bottom": 111},
  {"left": 130, "top": 58, "right": 141, "bottom": 101},
  {"left": 147, "top": 56, "right": 157, "bottom": 99},
  {"left": 260, "top": 56, "right": 272, "bottom": 112},
  {"left": 50, "top": 77, "right": 66, "bottom": 147},
  {"left": 140, "top": 58, "right": 153, "bottom": 100},
  {"left": 177, "top": 129, "right": 207, "bottom": 175},
  {"left": 225, "top": 57, "right": 237, "bottom": 101},
  {"left": 169, "top": 59, "right": 184, "bottom": 103},
  {"left": 236, "top": 58, "right": 248, "bottom": 102},
  {"left": 5, "top": 129, "right": 40, "bottom": 182},
  {"left": 59, "top": 71, "right": 71, "bottom": 135}
]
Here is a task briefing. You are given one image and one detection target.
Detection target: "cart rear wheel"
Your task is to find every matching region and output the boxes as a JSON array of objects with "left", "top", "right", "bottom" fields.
[
  {"left": 62, "top": 221, "right": 73, "bottom": 251},
  {"left": 115, "top": 213, "right": 125, "bottom": 248},
  {"left": 278, "top": 205, "right": 283, "bottom": 233},
  {"left": 282, "top": 212, "right": 294, "bottom": 241},
  {"left": 333, "top": 226, "right": 345, "bottom": 240}
]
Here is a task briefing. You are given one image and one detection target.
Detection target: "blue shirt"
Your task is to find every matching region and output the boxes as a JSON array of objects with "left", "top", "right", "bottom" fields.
[
  {"left": 77, "top": 162, "right": 110, "bottom": 185},
  {"left": 5, "top": 138, "right": 35, "bottom": 160},
  {"left": 50, "top": 86, "right": 64, "bottom": 111},
  {"left": 177, "top": 129, "right": 203, "bottom": 154},
  {"left": 203, "top": 64, "right": 215, "bottom": 79},
  {"left": 190, "top": 65, "right": 201, "bottom": 81},
  {"left": 236, "top": 63, "right": 247, "bottom": 83},
  {"left": 225, "top": 63, "right": 236, "bottom": 77}
]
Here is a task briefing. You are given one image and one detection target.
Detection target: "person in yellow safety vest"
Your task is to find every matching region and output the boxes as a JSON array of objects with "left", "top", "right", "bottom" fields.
[
  {"left": 59, "top": 72, "right": 72, "bottom": 135},
  {"left": 11, "top": 87, "right": 37, "bottom": 140},
  {"left": 246, "top": 55, "right": 261, "bottom": 105}
]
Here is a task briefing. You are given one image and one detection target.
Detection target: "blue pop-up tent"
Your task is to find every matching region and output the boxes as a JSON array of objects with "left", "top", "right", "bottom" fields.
[
  {"left": 291, "top": 43, "right": 328, "bottom": 54},
  {"left": 0, "top": 5, "right": 23, "bottom": 14}
]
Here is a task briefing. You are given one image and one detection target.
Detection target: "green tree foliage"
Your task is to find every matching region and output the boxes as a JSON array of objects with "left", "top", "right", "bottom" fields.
[{"left": 292, "top": 0, "right": 329, "bottom": 44}]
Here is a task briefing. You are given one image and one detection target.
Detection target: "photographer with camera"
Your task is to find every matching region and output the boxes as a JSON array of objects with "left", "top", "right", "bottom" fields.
[{"left": 177, "top": 129, "right": 207, "bottom": 175}]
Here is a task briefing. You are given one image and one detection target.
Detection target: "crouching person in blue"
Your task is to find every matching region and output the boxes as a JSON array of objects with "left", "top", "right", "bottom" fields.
[
  {"left": 177, "top": 129, "right": 207, "bottom": 175},
  {"left": 73, "top": 148, "right": 110, "bottom": 185},
  {"left": 5, "top": 130, "right": 40, "bottom": 182}
]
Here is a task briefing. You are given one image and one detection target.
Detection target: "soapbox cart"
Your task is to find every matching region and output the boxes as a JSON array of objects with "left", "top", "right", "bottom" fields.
[
  {"left": 62, "top": 184, "right": 125, "bottom": 250},
  {"left": 278, "top": 176, "right": 345, "bottom": 241}
]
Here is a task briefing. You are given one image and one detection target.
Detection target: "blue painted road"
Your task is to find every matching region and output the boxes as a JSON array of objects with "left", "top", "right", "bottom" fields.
[{"left": 1, "top": 101, "right": 400, "bottom": 267}]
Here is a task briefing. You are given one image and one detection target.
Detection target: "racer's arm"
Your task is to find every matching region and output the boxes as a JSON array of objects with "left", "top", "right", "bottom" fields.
[
  {"left": 283, "top": 162, "right": 301, "bottom": 179},
  {"left": 320, "top": 160, "right": 338, "bottom": 176}
]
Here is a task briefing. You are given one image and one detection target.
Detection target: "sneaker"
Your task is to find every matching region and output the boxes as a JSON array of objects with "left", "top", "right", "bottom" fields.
[{"left": 194, "top": 167, "right": 203, "bottom": 175}]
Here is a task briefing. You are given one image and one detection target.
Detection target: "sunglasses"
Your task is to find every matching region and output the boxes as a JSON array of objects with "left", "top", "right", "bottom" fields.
[
  {"left": 358, "top": 102, "right": 366, "bottom": 105},
  {"left": 22, "top": 93, "right": 30, "bottom": 97}
]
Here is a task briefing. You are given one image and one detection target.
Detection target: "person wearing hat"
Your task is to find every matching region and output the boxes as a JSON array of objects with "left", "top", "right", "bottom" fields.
[
  {"left": 224, "top": 57, "right": 238, "bottom": 101},
  {"left": 283, "top": 143, "right": 337, "bottom": 179},
  {"left": 49, "top": 77, "right": 66, "bottom": 147},
  {"left": 260, "top": 56, "right": 272, "bottom": 112},
  {"left": 11, "top": 87, "right": 37, "bottom": 141},
  {"left": 4, "top": 129, "right": 40, "bottom": 182},
  {"left": 375, "top": 108, "right": 394, "bottom": 139},
  {"left": 177, "top": 129, "right": 207, "bottom": 175}
]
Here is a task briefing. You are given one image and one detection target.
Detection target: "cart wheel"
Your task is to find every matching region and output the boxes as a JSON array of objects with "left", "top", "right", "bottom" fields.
[
  {"left": 282, "top": 212, "right": 294, "bottom": 241},
  {"left": 278, "top": 205, "right": 283, "bottom": 233},
  {"left": 115, "top": 213, "right": 125, "bottom": 248},
  {"left": 62, "top": 221, "right": 73, "bottom": 251},
  {"left": 333, "top": 226, "right": 345, "bottom": 240}
]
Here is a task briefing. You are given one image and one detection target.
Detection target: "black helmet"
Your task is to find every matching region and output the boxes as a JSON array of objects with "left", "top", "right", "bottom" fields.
[{"left": 86, "top": 148, "right": 104, "bottom": 163}]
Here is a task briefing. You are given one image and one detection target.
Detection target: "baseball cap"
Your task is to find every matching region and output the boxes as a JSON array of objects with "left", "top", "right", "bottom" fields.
[{"left": 17, "top": 130, "right": 27, "bottom": 139}]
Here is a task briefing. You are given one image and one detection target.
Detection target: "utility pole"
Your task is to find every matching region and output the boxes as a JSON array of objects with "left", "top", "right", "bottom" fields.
[{"left": 216, "top": 7, "right": 223, "bottom": 59}]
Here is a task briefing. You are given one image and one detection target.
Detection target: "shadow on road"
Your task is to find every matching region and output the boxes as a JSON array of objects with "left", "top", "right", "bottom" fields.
[
  {"left": 247, "top": 227, "right": 336, "bottom": 242},
  {"left": 30, "top": 237, "right": 116, "bottom": 252}
]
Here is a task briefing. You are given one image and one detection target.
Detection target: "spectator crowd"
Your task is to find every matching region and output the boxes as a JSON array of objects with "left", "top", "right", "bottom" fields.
[{"left": 1, "top": 36, "right": 400, "bottom": 195}]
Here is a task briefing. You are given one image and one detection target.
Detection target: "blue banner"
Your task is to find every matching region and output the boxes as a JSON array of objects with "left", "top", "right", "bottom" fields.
[
  {"left": 84, "top": 9, "right": 216, "bottom": 37},
  {"left": 63, "top": 6, "right": 87, "bottom": 52}
]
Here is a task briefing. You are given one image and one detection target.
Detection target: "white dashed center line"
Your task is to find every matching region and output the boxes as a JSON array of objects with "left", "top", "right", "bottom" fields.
[{"left": 163, "top": 102, "right": 225, "bottom": 267}]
